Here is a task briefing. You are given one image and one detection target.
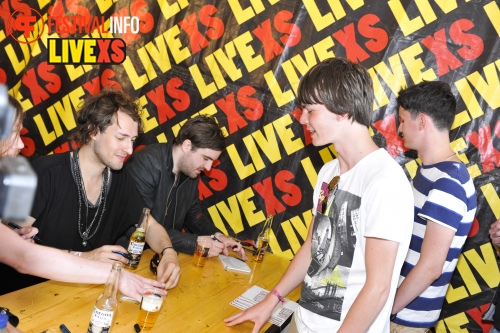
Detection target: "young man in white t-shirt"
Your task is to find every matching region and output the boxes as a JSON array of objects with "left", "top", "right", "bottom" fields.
[{"left": 224, "top": 57, "right": 414, "bottom": 333}]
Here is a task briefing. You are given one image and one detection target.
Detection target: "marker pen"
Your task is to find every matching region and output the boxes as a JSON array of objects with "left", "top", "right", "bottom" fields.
[{"left": 59, "top": 324, "right": 71, "bottom": 333}]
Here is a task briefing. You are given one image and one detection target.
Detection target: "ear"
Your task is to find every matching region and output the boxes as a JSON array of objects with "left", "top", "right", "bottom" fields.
[
  {"left": 89, "top": 127, "right": 99, "bottom": 142},
  {"left": 181, "top": 139, "right": 192, "bottom": 152},
  {"left": 336, "top": 113, "right": 349, "bottom": 122},
  {"left": 418, "top": 113, "right": 426, "bottom": 130}
]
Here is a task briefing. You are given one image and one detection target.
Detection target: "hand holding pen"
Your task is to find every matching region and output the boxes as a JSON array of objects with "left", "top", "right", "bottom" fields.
[
  {"left": 7, "top": 221, "right": 43, "bottom": 243},
  {"left": 211, "top": 233, "right": 248, "bottom": 261}
]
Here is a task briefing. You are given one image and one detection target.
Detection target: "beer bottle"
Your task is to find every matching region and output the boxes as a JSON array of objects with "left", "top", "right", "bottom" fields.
[
  {"left": 87, "top": 261, "right": 122, "bottom": 333},
  {"left": 127, "top": 208, "right": 150, "bottom": 270},
  {"left": 252, "top": 214, "right": 273, "bottom": 263}
]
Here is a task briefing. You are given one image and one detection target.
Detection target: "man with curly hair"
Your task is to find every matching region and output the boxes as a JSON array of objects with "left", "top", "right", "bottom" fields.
[{"left": 10, "top": 89, "right": 180, "bottom": 293}]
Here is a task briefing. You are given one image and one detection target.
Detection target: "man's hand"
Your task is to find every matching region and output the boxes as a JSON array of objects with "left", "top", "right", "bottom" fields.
[
  {"left": 15, "top": 225, "right": 39, "bottom": 243},
  {"left": 224, "top": 294, "right": 278, "bottom": 333},
  {"left": 217, "top": 234, "right": 248, "bottom": 260},
  {"left": 83, "top": 245, "right": 130, "bottom": 265},
  {"left": 157, "top": 249, "right": 180, "bottom": 289},
  {"left": 119, "top": 269, "right": 166, "bottom": 302},
  {"left": 197, "top": 235, "right": 224, "bottom": 257}
]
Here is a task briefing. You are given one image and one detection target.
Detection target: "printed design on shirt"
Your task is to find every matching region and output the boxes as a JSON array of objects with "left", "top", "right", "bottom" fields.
[{"left": 300, "top": 187, "right": 360, "bottom": 321}]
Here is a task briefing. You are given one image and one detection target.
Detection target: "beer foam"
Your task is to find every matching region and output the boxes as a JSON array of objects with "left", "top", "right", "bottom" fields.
[{"left": 142, "top": 294, "right": 163, "bottom": 312}]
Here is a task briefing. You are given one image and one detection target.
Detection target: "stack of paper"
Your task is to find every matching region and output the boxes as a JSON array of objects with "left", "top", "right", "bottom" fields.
[{"left": 218, "top": 255, "right": 252, "bottom": 273}]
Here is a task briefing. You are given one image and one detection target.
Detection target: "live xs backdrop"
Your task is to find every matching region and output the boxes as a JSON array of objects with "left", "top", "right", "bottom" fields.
[{"left": 1, "top": 0, "right": 499, "bottom": 331}]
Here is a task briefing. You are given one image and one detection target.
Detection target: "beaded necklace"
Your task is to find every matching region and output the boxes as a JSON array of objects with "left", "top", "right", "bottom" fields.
[{"left": 72, "top": 148, "right": 109, "bottom": 247}]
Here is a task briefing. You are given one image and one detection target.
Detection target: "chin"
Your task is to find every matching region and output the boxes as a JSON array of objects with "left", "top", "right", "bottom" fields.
[{"left": 108, "top": 161, "right": 124, "bottom": 170}]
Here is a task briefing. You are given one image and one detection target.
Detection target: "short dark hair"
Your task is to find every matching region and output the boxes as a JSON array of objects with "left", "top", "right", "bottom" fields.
[
  {"left": 397, "top": 81, "right": 456, "bottom": 131},
  {"left": 297, "top": 57, "right": 374, "bottom": 127},
  {"left": 72, "top": 89, "right": 143, "bottom": 145},
  {"left": 173, "top": 115, "right": 225, "bottom": 151}
]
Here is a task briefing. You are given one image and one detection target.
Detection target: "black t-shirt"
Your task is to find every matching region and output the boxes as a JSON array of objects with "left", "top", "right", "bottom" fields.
[{"left": 31, "top": 152, "right": 146, "bottom": 251}]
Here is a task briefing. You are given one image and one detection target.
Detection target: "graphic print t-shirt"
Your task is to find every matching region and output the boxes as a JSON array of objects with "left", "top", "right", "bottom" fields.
[
  {"left": 301, "top": 189, "right": 359, "bottom": 321},
  {"left": 297, "top": 149, "right": 414, "bottom": 332}
]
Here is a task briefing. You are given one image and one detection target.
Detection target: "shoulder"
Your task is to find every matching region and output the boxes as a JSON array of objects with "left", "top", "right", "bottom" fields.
[
  {"left": 31, "top": 152, "right": 70, "bottom": 174},
  {"left": 133, "top": 143, "right": 169, "bottom": 158},
  {"left": 318, "top": 159, "right": 340, "bottom": 178},
  {"left": 364, "top": 149, "right": 409, "bottom": 182},
  {"left": 127, "top": 143, "right": 169, "bottom": 168},
  {"left": 421, "top": 162, "right": 475, "bottom": 199}
]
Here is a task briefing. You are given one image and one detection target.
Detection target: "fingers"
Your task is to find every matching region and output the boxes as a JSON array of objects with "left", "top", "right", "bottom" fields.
[
  {"left": 224, "top": 311, "right": 264, "bottom": 333},
  {"left": 161, "top": 263, "right": 180, "bottom": 289},
  {"left": 209, "top": 241, "right": 224, "bottom": 257},
  {"left": 235, "top": 248, "right": 248, "bottom": 261},
  {"left": 158, "top": 253, "right": 181, "bottom": 289},
  {"left": 86, "top": 247, "right": 129, "bottom": 264},
  {"left": 224, "top": 311, "right": 245, "bottom": 325}
]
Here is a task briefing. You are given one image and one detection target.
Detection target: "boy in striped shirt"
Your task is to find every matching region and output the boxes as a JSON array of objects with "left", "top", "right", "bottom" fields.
[{"left": 390, "top": 81, "right": 477, "bottom": 332}]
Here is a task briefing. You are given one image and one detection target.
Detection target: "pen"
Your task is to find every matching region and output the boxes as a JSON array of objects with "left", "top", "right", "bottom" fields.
[
  {"left": 112, "top": 251, "right": 131, "bottom": 260},
  {"left": 59, "top": 324, "right": 71, "bottom": 333},
  {"left": 211, "top": 234, "right": 223, "bottom": 243},
  {"left": 7, "top": 222, "right": 43, "bottom": 243}
]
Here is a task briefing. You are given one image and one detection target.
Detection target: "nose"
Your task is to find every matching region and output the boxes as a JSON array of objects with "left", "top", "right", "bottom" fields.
[
  {"left": 397, "top": 123, "right": 403, "bottom": 137},
  {"left": 204, "top": 160, "right": 213, "bottom": 171},
  {"left": 299, "top": 110, "right": 308, "bottom": 124},
  {"left": 124, "top": 140, "right": 133, "bottom": 155},
  {"left": 15, "top": 136, "right": 24, "bottom": 150}
]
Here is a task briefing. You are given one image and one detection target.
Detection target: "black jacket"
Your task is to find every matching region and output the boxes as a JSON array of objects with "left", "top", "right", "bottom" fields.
[{"left": 117, "top": 143, "right": 220, "bottom": 254}]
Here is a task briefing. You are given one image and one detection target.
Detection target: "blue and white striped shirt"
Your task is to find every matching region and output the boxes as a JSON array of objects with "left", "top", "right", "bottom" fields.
[{"left": 394, "top": 161, "right": 477, "bottom": 328}]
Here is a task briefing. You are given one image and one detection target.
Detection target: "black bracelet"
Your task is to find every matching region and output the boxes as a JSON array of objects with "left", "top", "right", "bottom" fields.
[
  {"left": 160, "top": 246, "right": 176, "bottom": 256},
  {"left": 390, "top": 313, "right": 397, "bottom": 321}
]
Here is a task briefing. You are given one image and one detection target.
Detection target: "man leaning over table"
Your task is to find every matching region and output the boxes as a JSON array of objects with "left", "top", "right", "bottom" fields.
[
  {"left": 225, "top": 57, "right": 414, "bottom": 332},
  {"left": 10, "top": 89, "right": 180, "bottom": 292},
  {"left": 116, "top": 115, "right": 246, "bottom": 260}
]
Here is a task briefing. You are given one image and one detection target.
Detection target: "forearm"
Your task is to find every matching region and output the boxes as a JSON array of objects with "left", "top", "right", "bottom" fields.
[
  {"left": 183, "top": 203, "right": 220, "bottom": 236},
  {"left": 274, "top": 238, "right": 311, "bottom": 297},
  {"left": 392, "top": 264, "right": 439, "bottom": 313},
  {"left": 12, "top": 245, "right": 109, "bottom": 283},
  {"left": 339, "top": 282, "right": 391, "bottom": 332},
  {"left": 393, "top": 221, "right": 453, "bottom": 314},
  {"left": 167, "top": 228, "right": 198, "bottom": 254},
  {"left": 145, "top": 218, "right": 174, "bottom": 254}
]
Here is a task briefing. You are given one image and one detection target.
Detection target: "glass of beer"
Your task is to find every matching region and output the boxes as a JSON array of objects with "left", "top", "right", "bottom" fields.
[
  {"left": 192, "top": 239, "right": 212, "bottom": 267},
  {"left": 137, "top": 288, "right": 166, "bottom": 330}
]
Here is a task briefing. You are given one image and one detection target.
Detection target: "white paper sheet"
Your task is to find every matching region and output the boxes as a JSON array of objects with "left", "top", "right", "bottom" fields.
[{"left": 230, "top": 285, "right": 298, "bottom": 326}]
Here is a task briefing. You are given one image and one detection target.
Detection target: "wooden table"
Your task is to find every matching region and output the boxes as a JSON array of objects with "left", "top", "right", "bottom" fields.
[{"left": 0, "top": 250, "right": 301, "bottom": 332}]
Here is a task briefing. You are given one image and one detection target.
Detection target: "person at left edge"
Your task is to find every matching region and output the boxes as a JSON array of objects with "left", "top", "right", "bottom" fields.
[
  {"left": 16, "top": 89, "right": 180, "bottom": 290},
  {"left": 0, "top": 95, "right": 38, "bottom": 243}
]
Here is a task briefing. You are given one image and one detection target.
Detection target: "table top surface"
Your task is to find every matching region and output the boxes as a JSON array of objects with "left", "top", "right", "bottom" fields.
[{"left": 0, "top": 250, "right": 301, "bottom": 333}]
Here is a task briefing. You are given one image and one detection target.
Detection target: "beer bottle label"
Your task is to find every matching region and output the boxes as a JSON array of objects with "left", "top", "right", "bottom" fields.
[
  {"left": 87, "top": 307, "right": 113, "bottom": 333},
  {"left": 128, "top": 241, "right": 145, "bottom": 254}
]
